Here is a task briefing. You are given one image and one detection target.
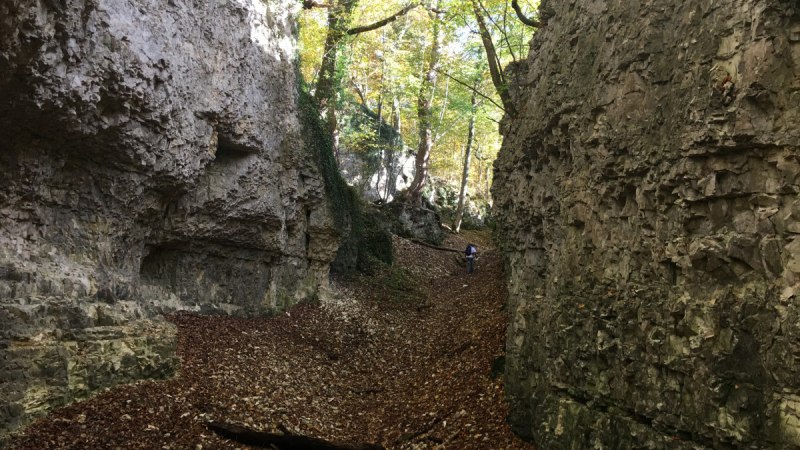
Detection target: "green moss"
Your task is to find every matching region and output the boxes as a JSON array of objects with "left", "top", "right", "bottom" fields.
[
  {"left": 355, "top": 204, "right": 393, "bottom": 273},
  {"left": 349, "top": 263, "right": 422, "bottom": 304},
  {"left": 297, "top": 84, "right": 393, "bottom": 274},
  {"left": 298, "top": 87, "right": 348, "bottom": 229}
]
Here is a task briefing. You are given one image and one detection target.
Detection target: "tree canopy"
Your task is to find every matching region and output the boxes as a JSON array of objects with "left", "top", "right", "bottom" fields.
[{"left": 298, "top": 0, "right": 540, "bottom": 209}]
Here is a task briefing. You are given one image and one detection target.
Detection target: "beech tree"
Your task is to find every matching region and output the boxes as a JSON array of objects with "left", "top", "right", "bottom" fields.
[
  {"left": 406, "top": 1, "right": 442, "bottom": 206},
  {"left": 453, "top": 86, "right": 478, "bottom": 231},
  {"left": 307, "top": 0, "right": 420, "bottom": 157},
  {"left": 299, "top": 0, "right": 539, "bottom": 221}
]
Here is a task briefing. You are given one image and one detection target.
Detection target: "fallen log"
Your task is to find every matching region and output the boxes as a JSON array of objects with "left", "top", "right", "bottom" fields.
[
  {"left": 394, "top": 417, "right": 442, "bottom": 445},
  {"left": 207, "top": 421, "right": 385, "bottom": 450},
  {"left": 408, "top": 238, "right": 462, "bottom": 254}
]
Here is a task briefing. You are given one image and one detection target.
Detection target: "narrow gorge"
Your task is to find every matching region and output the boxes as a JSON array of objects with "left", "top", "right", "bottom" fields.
[
  {"left": 2, "top": 0, "right": 800, "bottom": 449},
  {"left": 494, "top": 0, "right": 800, "bottom": 447}
]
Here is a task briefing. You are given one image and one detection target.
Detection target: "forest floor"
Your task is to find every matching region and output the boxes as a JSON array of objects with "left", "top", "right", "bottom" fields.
[{"left": 9, "top": 230, "right": 534, "bottom": 450}]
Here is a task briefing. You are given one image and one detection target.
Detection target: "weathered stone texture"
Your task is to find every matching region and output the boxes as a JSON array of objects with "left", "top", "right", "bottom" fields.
[
  {"left": 0, "top": 0, "right": 338, "bottom": 439},
  {"left": 494, "top": 0, "right": 800, "bottom": 447}
]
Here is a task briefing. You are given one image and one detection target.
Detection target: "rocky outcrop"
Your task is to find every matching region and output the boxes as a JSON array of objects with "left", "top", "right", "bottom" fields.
[
  {"left": 494, "top": 0, "right": 800, "bottom": 448},
  {"left": 383, "top": 200, "right": 444, "bottom": 246},
  {"left": 0, "top": 0, "right": 338, "bottom": 439},
  {"left": 337, "top": 101, "right": 414, "bottom": 203}
]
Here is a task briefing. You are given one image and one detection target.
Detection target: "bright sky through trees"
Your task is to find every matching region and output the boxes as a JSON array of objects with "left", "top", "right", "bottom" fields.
[{"left": 298, "top": 0, "right": 539, "bottom": 202}]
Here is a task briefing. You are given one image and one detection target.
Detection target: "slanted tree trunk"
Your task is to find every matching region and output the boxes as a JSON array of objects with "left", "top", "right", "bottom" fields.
[
  {"left": 312, "top": 1, "right": 419, "bottom": 161},
  {"left": 407, "top": 2, "right": 441, "bottom": 206},
  {"left": 453, "top": 88, "right": 478, "bottom": 232},
  {"left": 314, "top": 0, "right": 358, "bottom": 161},
  {"left": 471, "top": 0, "right": 516, "bottom": 117}
]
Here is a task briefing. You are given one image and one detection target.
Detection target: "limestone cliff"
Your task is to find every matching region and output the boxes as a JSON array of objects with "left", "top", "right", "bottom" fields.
[
  {"left": 0, "top": 0, "right": 338, "bottom": 438},
  {"left": 494, "top": 0, "right": 800, "bottom": 447}
]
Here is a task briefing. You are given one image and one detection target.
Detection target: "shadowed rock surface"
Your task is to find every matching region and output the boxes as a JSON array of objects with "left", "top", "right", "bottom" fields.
[
  {"left": 0, "top": 0, "right": 338, "bottom": 440},
  {"left": 494, "top": 0, "right": 800, "bottom": 448}
]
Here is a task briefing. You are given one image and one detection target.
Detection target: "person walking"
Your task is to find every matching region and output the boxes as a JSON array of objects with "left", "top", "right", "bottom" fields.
[{"left": 465, "top": 243, "right": 477, "bottom": 274}]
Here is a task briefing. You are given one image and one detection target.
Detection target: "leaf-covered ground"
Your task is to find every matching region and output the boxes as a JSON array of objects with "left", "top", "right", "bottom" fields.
[{"left": 9, "top": 231, "right": 534, "bottom": 450}]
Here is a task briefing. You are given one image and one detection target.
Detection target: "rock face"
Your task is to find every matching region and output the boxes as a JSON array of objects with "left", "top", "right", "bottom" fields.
[
  {"left": 337, "top": 102, "right": 414, "bottom": 203},
  {"left": 0, "top": 0, "right": 338, "bottom": 439},
  {"left": 494, "top": 0, "right": 800, "bottom": 448}
]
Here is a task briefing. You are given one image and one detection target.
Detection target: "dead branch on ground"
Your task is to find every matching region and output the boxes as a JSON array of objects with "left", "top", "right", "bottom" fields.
[
  {"left": 409, "top": 238, "right": 462, "bottom": 254},
  {"left": 208, "top": 421, "right": 384, "bottom": 450}
]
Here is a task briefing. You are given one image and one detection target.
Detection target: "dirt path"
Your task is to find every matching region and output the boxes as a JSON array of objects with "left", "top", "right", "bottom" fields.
[{"left": 9, "top": 231, "right": 534, "bottom": 450}]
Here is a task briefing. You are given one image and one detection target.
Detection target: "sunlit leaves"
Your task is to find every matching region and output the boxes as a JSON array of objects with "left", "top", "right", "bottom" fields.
[{"left": 298, "top": 0, "right": 539, "bottom": 198}]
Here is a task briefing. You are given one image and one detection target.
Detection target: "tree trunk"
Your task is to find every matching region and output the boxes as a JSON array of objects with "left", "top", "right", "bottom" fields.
[
  {"left": 407, "top": 2, "right": 441, "bottom": 206},
  {"left": 314, "top": 0, "right": 358, "bottom": 160},
  {"left": 453, "top": 89, "right": 478, "bottom": 232},
  {"left": 471, "top": 0, "right": 516, "bottom": 117},
  {"left": 484, "top": 164, "right": 490, "bottom": 195},
  {"left": 384, "top": 96, "right": 402, "bottom": 201},
  {"left": 408, "top": 89, "right": 433, "bottom": 205},
  {"left": 328, "top": 102, "right": 342, "bottom": 163},
  {"left": 312, "top": 1, "right": 419, "bottom": 163},
  {"left": 314, "top": 2, "right": 354, "bottom": 108},
  {"left": 374, "top": 45, "right": 386, "bottom": 196}
]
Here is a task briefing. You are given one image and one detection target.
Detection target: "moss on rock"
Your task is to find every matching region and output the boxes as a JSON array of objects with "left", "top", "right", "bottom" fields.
[{"left": 298, "top": 87, "right": 393, "bottom": 274}]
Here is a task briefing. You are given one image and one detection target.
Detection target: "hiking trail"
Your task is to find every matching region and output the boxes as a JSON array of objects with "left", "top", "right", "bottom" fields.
[{"left": 10, "top": 230, "right": 534, "bottom": 450}]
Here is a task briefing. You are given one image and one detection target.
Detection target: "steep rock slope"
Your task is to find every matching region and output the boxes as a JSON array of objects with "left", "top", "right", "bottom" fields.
[
  {"left": 494, "top": 0, "right": 800, "bottom": 447},
  {"left": 0, "top": 0, "right": 338, "bottom": 438}
]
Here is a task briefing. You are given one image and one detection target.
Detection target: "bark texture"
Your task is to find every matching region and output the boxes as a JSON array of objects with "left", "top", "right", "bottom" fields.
[
  {"left": 453, "top": 90, "right": 477, "bottom": 233},
  {"left": 407, "top": 4, "right": 441, "bottom": 206}
]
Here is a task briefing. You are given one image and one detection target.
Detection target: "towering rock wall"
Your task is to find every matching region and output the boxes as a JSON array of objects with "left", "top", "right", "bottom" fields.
[
  {"left": 494, "top": 0, "right": 800, "bottom": 447},
  {"left": 0, "top": 0, "right": 338, "bottom": 438}
]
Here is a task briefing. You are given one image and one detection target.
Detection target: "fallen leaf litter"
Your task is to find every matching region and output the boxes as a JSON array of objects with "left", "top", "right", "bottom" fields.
[{"left": 9, "top": 231, "right": 534, "bottom": 450}]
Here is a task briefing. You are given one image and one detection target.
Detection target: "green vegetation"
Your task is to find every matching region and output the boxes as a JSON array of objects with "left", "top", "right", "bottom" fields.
[
  {"left": 347, "top": 262, "right": 424, "bottom": 304},
  {"left": 298, "top": 86, "right": 394, "bottom": 273},
  {"left": 298, "top": 0, "right": 540, "bottom": 213}
]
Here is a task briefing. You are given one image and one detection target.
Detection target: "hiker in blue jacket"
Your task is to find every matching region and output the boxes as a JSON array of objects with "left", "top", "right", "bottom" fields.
[{"left": 465, "top": 243, "right": 477, "bottom": 274}]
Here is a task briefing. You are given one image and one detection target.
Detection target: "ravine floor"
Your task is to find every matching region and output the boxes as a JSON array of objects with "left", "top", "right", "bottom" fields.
[{"left": 9, "top": 230, "right": 534, "bottom": 450}]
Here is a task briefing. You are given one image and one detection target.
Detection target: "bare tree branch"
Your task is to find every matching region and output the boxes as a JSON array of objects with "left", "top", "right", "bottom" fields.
[
  {"left": 511, "top": 0, "right": 540, "bottom": 27},
  {"left": 302, "top": 0, "right": 331, "bottom": 9},
  {"left": 347, "top": 3, "right": 419, "bottom": 35},
  {"left": 433, "top": 68, "right": 506, "bottom": 113},
  {"left": 471, "top": 0, "right": 515, "bottom": 116},
  {"left": 409, "top": 238, "right": 462, "bottom": 253}
]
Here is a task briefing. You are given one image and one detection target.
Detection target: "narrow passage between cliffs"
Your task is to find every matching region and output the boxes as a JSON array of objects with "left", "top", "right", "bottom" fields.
[{"left": 9, "top": 230, "right": 533, "bottom": 450}]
